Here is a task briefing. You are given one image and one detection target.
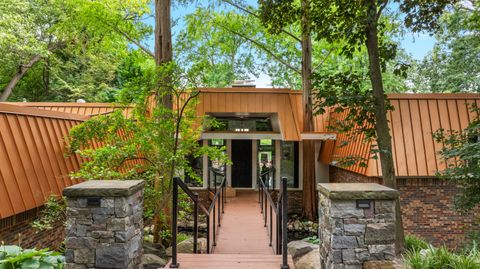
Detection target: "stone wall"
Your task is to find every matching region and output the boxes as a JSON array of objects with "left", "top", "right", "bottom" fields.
[
  {"left": 64, "top": 180, "right": 144, "bottom": 269},
  {"left": 0, "top": 208, "right": 65, "bottom": 249},
  {"left": 329, "top": 166, "right": 480, "bottom": 249},
  {"left": 318, "top": 183, "right": 398, "bottom": 269}
]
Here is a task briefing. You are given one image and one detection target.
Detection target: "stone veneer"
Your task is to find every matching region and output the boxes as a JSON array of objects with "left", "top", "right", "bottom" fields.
[
  {"left": 63, "top": 180, "right": 144, "bottom": 269},
  {"left": 330, "top": 166, "right": 480, "bottom": 249},
  {"left": 318, "top": 183, "right": 399, "bottom": 269}
]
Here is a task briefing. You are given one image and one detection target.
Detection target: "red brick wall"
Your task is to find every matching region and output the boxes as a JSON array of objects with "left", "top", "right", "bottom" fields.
[
  {"left": 0, "top": 208, "right": 65, "bottom": 250},
  {"left": 329, "top": 166, "right": 480, "bottom": 249}
]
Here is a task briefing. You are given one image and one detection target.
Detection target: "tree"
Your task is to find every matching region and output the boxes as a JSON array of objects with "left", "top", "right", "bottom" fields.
[
  {"left": 175, "top": 8, "right": 261, "bottom": 87},
  {"left": 408, "top": 2, "right": 480, "bottom": 93},
  {"left": 0, "top": 0, "right": 152, "bottom": 102},
  {"left": 69, "top": 64, "right": 228, "bottom": 246},
  {"left": 434, "top": 104, "right": 480, "bottom": 211},
  {"left": 258, "top": 0, "right": 328, "bottom": 220},
  {"left": 309, "top": 0, "right": 458, "bottom": 253}
]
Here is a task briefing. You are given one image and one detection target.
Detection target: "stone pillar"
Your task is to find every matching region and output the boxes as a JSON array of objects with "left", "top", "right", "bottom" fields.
[
  {"left": 318, "top": 183, "right": 399, "bottom": 269},
  {"left": 63, "top": 180, "right": 145, "bottom": 269}
]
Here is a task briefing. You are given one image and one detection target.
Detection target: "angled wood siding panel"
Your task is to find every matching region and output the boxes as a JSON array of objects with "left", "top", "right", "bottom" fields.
[
  {"left": 196, "top": 89, "right": 303, "bottom": 141},
  {"left": 0, "top": 104, "right": 84, "bottom": 219},
  {"left": 326, "top": 94, "right": 480, "bottom": 177}
]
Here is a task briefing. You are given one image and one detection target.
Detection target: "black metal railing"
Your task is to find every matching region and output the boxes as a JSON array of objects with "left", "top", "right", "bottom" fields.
[
  {"left": 258, "top": 172, "right": 289, "bottom": 269},
  {"left": 170, "top": 169, "right": 227, "bottom": 268}
]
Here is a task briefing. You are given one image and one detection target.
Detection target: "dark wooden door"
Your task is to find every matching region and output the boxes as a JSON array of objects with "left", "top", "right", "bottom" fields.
[{"left": 231, "top": 140, "right": 252, "bottom": 188}]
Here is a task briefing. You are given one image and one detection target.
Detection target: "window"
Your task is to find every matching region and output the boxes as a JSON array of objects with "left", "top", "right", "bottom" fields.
[
  {"left": 280, "top": 141, "right": 299, "bottom": 188},
  {"left": 258, "top": 140, "right": 275, "bottom": 188},
  {"left": 208, "top": 116, "right": 273, "bottom": 132},
  {"left": 209, "top": 139, "right": 224, "bottom": 146}
]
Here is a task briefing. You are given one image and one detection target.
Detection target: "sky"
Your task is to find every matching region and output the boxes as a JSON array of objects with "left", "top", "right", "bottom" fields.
[{"left": 145, "top": 1, "right": 437, "bottom": 87}]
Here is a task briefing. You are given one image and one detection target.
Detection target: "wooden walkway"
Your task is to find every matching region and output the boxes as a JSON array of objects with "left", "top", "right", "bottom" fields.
[
  {"left": 166, "top": 191, "right": 293, "bottom": 268},
  {"left": 214, "top": 191, "right": 273, "bottom": 254}
]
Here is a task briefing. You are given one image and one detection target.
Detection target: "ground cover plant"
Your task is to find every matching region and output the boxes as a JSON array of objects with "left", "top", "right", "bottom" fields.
[
  {"left": 0, "top": 245, "right": 64, "bottom": 269},
  {"left": 404, "top": 235, "right": 480, "bottom": 269}
]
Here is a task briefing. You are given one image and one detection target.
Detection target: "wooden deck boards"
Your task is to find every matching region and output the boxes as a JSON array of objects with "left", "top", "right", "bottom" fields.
[
  {"left": 165, "top": 191, "right": 293, "bottom": 268},
  {"left": 213, "top": 191, "right": 273, "bottom": 255},
  {"left": 166, "top": 253, "right": 294, "bottom": 269}
]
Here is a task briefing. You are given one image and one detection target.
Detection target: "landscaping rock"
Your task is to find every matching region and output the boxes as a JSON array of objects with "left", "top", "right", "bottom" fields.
[
  {"left": 141, "top": 254, "right": 167, "bottom": 268},
  {"left": 287, "top": 240, "right": 318, "bottom": 260},
  {"left": 165, "top": 238, "right": 207, "bottom": 256},
  {"left": 294, "top": 248, "right": 321, "bottom": 269}
]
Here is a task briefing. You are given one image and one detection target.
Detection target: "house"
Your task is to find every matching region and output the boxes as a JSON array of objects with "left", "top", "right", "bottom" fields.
[{"left": 0, "top": 88, "right": 478, "bottom": 249}]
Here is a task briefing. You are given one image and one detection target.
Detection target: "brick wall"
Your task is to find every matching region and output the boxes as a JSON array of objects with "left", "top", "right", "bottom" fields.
[
  {"left": 329, "top": 166, "right": 480, "bottom": 249},
  {"left": 0, "top": 208, "right": 65, "bottom": 250}
]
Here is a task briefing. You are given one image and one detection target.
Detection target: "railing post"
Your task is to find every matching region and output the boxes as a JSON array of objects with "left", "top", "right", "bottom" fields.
[
  {"left": 222, "top": 181, "right": 225, "bottom": 213},
  {"left": 269, "top": 205, "right": 273, "bottom": 247},
  {"left": 213, "top": 203, "right": 216, "bottom": 246},
  {"left": 206, "top": 214, "right": 210, "bottom": 254},
  {"left": 260, "top": 181, "right": 264, "bottom": 213},
  {"left": 218, "top": 189, "right": 221, "bottom": 227},
  {"left": 264, "top": 191, "right": 267, "bottom": 227},
  {"left": 281, "top": 177, "right": 289, "bottom": 269},
  {"left": 193, "top": 193, "right": 199, "bottom": 254},
  {"left": 170, "top": 177, "right": 179, "bottom": 268}
]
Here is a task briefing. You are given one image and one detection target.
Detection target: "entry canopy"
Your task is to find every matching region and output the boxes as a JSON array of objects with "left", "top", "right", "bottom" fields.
[{"left": 196, "top": 88, "right": 337, "bottom": 141}]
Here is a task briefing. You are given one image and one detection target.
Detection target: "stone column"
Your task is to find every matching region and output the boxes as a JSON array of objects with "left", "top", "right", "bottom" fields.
[
  {"left": 318, "top": 183, "right": 399, "bottom": 269},
  {"left": 63, "top": 180, "right": 145, "bottom": 269}
]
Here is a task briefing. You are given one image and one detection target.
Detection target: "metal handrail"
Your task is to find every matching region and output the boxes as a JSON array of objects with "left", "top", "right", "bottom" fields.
[
  {"left": 170, "top": 173, "right": 227, "bottom": 268},
  {"left": 258, "top": 171, "right": 289, "bottom": 269}
]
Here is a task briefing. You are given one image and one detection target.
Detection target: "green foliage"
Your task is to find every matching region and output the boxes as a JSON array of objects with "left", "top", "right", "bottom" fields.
[
  {"left": 0, "top": 245, "right": 64, "bottom": 269},
  {"left": 407, "top": 2, "right": 480, "bottom": 93},
  {"left": 433, "top": 104, "right": 480, "bottom": 211},
  {"left": 404, "top": 243, "right": 480, "bottom": 269},
  {"left": 303, "top": 236, "right": 320, "bottom": 244},
  {"left": 31, "top": 196, "right": 66, "bottom": 231},
  {"left": 68, "top": 63, "right": 230, "bottom": 240},
  {"left": 0, "top": 0, "right": 152, "bottom": 101},
  {"left": 405, "top": 235, "right": 430, "bottom": 252}
]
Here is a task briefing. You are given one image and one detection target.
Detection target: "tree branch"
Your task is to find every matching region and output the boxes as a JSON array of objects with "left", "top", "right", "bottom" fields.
[
  {"left": 220, "top": 0, "right": 302, "bottom": 43},
  {"left": 216, "top": 23, "right": 301, "bottom": 75},
  {"left": 99, "top": 19, "right": 155, "bottom": 58},
  {"left": 376, "top": 0, "right": 389, "bottom": 21},
  {"left": 312, "top": 48, "right": 335, "bottom": 72}
]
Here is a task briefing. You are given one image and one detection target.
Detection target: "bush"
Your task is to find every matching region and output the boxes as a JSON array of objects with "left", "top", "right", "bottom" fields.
[
  {"left": 0, "top": 245, "right": 64, "bottom": 269},
  {"left": 405, "top": 235, "right": 430, "bottom": 252},
  {"left": 404, "top": 238, "right": 480, "bottom": 269}
]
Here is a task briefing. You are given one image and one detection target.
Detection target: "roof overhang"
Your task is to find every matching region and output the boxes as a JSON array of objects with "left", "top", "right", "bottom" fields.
[
  {"left": 201, "top": 131, "right": 282, "bottom": 140},
  {"left": 301, "top": 132, "right": 336, "bottom": 140}
]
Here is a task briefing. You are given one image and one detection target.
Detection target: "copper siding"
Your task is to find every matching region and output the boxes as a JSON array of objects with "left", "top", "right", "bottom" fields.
[
  {"left": 0, "top": 104, "right": 84, "bottom": 219},
  {"left": 324, "top": 94, "right": 480, "bottom": 177},
  {"left": 3, "top": 102, "right": 133, "bottom": 117}
]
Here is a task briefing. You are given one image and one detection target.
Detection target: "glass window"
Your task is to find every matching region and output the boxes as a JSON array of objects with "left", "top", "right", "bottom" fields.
[
  {"left": 208, "top": 116, "right": 273, "bottom": 132},
  {"left": 209, "top": 139, "right": 224, "bottom": 146},
  {"left": 280, "top": 141, "right": 299, "bottom": 188},
  {"left": 258, "top": 140, "right": 275, "bottom": 188}
]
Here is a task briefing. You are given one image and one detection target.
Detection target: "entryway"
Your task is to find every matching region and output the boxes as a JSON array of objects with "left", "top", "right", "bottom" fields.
[{"left": 231, "top": 140, "right": 252, "bottom": 188}]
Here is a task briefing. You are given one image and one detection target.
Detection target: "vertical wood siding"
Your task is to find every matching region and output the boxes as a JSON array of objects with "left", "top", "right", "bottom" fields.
[{"left": 0, "top": 104, "right": 86, "bottom": 219}]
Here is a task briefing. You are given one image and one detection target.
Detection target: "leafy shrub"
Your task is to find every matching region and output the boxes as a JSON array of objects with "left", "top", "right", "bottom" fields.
[
  {"left": 404, "top": 239, "right": 480, "bottom": 269},
  {"left": 0, "top": 245, "right": 64, "bottom": 269},
  {"left": 405, "top": 235, "right": 430, "bottom": 252},
  {"left": 303, "top": 236, "right": 320, "bottom": 244}
]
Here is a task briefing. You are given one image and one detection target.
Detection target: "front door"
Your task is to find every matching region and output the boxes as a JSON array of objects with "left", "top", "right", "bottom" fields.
[{"left": 231, "top": 140, "right": 252, "bottom": 188}]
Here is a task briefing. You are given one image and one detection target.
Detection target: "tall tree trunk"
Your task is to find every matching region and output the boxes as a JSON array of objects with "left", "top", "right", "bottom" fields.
[
  {"left": 300, "top": 0, "right": 317, "bottom": 220},
  {"left": 0, "top": 55, "right": 42, "bottom": 101},
  {"left": 155, "top": 0, "right": 173, "bottom": 109},
  {"left": 365, "top": 0, "right": 405, "bottom": 254},
  {"left": 153, "top": 0, "right": 174, "bottom": 245}
]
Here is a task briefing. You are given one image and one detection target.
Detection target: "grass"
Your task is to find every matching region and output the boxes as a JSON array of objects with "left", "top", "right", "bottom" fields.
[{"left": 404, "top": 236, "right": 480, "bottom": 269}]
